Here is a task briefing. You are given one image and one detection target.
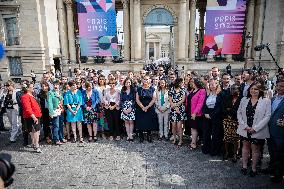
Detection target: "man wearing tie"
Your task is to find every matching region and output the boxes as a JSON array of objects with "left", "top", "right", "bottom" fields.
[{"left": 269, "top": 78, "right": 284, "bottom": 183}]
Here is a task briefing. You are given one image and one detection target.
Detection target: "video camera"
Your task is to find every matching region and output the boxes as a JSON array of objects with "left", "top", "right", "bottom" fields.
[{"left": 0, "top": 153, "right": 15, "bottom": 188}]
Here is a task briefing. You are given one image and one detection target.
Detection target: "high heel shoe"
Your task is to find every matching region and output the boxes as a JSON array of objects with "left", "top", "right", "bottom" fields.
[
  {"left": 241, "top": 168, "right": 247, "bottom": 175},
  {"left": 93, "top": 136, "right": 98, "bottom": 142},
  {"left": 88, "top": 137, "right": 93, "bottom": 142},
  {"left": 189, "top": 143, "right": 197, "bottom": 150},
  {"left": 249, "top": 170, "right": 257, "bottom": 177}
]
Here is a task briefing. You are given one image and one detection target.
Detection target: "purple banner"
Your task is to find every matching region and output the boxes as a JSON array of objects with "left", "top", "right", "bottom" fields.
[
  {"left": 77, "top": 0, "right": 118, "bottom": 57},
  {"left": 203, "top": 0, "right": 247, "bottom": 55}
]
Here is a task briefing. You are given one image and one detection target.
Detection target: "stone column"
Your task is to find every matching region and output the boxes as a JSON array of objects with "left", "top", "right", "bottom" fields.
[
  {"left": 178, "top": 0, "right": 187, "bottom": 60},
  {"left": 189, "top": 0, "right": 196, "bottom": 60},
  {"left": 246, "top": 0, "right": 255, "bottom": 59},
  {"left": 252, "top": 0, "right": 264, "bottom": 59},
  {"left": 159, "top": 42, "right": 162, "bottom": 58},
  {"left": 57, "top": 0, "right": 69, "bottom": 60},
  {"left": 122, "top": 0, "right": 130, "bottom": 61},
  {"left": 198, "top": 8, "right": 205, "bottom": 52},
  {"left": 64, "top": 0, "right": 76, "bottom": 63},
  {"left": 133, "top": 0, "right": 141, "bottom": 60},
  {"left": 154, "top": 42, "right": 157, "bottom": 60},
  {"left": 146, "top": 42, "right": 149, "bottom": 60}
]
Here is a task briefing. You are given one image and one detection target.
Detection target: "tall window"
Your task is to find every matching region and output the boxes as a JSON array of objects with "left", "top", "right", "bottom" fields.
[
  {"left": 149, "top": 43, "right": 154, "bottom": 59},
  {"left": 161, "top": 50, "right": 165, "bottom": 58},
  {"left": 4, "top": 17, "right": 20, "bottom": 46},
  {"left": 8, "top": 57, "right": 23, "bottom": 76}
]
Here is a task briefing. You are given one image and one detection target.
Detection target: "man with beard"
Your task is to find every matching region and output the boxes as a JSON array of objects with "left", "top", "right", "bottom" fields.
[{"left": 211, "top": 67, "right": 220, "bottom": 81}]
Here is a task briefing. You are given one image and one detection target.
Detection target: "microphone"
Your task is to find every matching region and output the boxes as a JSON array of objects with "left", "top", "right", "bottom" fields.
[{"left": 254, "top": 43, "right": 270, "bottom": 51}]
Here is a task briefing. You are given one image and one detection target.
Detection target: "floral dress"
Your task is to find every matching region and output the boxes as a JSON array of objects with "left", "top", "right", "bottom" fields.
[
  {"left": 84, "top": 97, "right": 98, "bottom": 124},
  {"left": 169, "top": 88, "right": 186, "bottom": 122},
  {"left": 120, "top": 90, "right": 136, "bottom": 121}
]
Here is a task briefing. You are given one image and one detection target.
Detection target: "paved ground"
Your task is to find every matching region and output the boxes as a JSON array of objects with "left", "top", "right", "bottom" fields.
[{"left": 0, "top": 121, "right": 283, "bottom": 189}]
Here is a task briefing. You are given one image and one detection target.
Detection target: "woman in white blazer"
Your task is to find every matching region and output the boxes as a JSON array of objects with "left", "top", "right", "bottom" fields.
[
  {"left": 237, "top": 82, "right": 271, "bottom": 177},
  {"left": 155, "top": 79, "right": 170, "bottom": 140}
]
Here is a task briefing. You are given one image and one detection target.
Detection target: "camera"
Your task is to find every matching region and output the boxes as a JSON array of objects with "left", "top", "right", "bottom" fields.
[{"left": 0, "top": 153, "right": 15, "bottom": 188}]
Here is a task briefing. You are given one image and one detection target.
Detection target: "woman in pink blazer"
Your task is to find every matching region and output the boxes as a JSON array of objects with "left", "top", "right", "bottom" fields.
[{"left": 187, "top": 78, "right": 206, "bottom": 150}]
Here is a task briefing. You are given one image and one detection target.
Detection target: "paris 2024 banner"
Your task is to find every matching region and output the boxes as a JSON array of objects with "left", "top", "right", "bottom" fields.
[
  {"left": 203, "top": 0, "right": 247, "bottom": 55},
  {"left": 77, "top": 0, "right": 118, "bottom": 56}
]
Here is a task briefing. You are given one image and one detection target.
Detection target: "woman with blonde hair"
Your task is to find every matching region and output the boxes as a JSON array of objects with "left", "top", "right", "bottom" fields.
[
  {"left": 156, "top": 79, "right": 170, "bottom": 140},
  {"left": 202, "top": 79, "right": 223, "bottom": 156}
]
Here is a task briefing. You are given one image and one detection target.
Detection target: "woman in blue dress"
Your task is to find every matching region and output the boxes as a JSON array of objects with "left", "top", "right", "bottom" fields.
[
  {"left": 64, "top": 80, "right": 84, "bottom": 143},
  {"left": 120, "top": 77, "right": 136, "bottom": 141},
  {"left": 82, "top": 82, "right": 100, "bottom": 142},
  {"left": 136, "top": 75, "right": 157, "bottom": 143}
]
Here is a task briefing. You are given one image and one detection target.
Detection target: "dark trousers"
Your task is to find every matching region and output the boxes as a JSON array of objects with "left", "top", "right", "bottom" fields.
[
  {"left": 0, "top": 110, "right": 5, "bottom": 129},
  {"left": 268, "top": 138, "right": 284, "bottom": 177},
  {"left": 202, "top": 117, "right": 223, "bottom": 155},
  {"left": 105, "top": 109, "right": 120, "bottom": 137},
  {"left": 42, "top": 109, "right": 51, "bottom": 139},
  {"left": 21, "top": 116, "right": 29, "bottom": 145}
]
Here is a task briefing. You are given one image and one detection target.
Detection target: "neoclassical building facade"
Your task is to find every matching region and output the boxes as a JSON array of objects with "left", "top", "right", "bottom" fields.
[{"left": 0, "top": 0, "right": 284, "bottom": 81}]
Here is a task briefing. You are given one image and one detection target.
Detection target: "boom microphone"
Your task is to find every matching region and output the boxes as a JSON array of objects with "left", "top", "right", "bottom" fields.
[{"left": 254, "top": 43, "right": 270, "bottom": 51}]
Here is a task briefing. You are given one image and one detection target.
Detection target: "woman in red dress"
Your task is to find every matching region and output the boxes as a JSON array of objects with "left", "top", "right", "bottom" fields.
[{"left": 21, "top": 81, "right": 42, "bottom": 153}]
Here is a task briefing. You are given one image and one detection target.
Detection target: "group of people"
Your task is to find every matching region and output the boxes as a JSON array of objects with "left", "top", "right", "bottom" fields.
[{"left": 0, "top": 65, "right": 284, "bottom": 183}]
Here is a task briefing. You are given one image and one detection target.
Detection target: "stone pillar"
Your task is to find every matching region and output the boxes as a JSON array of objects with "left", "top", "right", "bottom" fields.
[
  {"left": 246, "top": 0, "right": 255, "bottom": 59},
  {"left": 133, "top": 0, "right": 141, "bottom": 60},
  {"left": 122, "top": 0, "right": 130, "bottom": 61},
  {"left": 154, "top": 42, "right": 157, "bottom": 60},
  {"left": 198, "top": 8, "right": 205, "bottom": 52},
  {"left": 57, "top": 0, "right": 69, "bottom": 60},
  {"left": 159, "top": 42, "right": 162, "bottom": 58},
  {"left": 252, "top": 0, "right": 264, "bottom": 59},
  {"left": 64, "top": 0, "right": 76, "bottom": 63},
  {"left": 189, "top": 0, "right": 196, "bottom": 60},
  {"left": 178, "top": 0, "right": 187, "bottom": 60},
  {"left": 146, "top": 42, "right": 149, "bottom": 60}
]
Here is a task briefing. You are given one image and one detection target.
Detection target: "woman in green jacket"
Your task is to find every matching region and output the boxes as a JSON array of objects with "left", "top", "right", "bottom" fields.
[{"left": 48, "top": 80, "right": 65, "bottom": 145}]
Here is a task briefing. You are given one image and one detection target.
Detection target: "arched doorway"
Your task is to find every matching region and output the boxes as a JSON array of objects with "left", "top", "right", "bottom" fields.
[{"left": 143, "top": 7, "right": 176, "bottom": 66}]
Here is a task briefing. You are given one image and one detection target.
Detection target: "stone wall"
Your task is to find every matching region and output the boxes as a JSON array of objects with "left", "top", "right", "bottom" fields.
[{"left": 0, "top": 0, "right": 48, "bottom": 81}]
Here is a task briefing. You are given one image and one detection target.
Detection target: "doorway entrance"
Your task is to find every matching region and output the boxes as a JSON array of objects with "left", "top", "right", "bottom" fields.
[{"left": 143, "top": 8, "right": 175, "bottom": 66}]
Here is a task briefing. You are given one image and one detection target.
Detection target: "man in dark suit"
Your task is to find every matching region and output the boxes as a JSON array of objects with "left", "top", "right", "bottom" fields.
[{"left": 269, "top": 78, "right": 284, "bottom": 183}]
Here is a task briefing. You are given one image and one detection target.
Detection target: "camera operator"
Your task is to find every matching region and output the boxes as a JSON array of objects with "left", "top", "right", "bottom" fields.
[{"left": 0, "top": 153, "right": 15, "bottom": 188}]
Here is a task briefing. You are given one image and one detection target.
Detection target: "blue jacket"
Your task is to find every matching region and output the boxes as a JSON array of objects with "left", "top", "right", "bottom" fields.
[
  {"left": 81, "top": 89, "right": 100, "bottom": 109},
  {"left": 268, "top": 96, "right": 284, "bottom": 139}
]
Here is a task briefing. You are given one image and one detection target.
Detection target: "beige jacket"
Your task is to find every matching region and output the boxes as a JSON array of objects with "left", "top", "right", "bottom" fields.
[{"left": 237, "top": 97, "right": 271, "bottom": 139}]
